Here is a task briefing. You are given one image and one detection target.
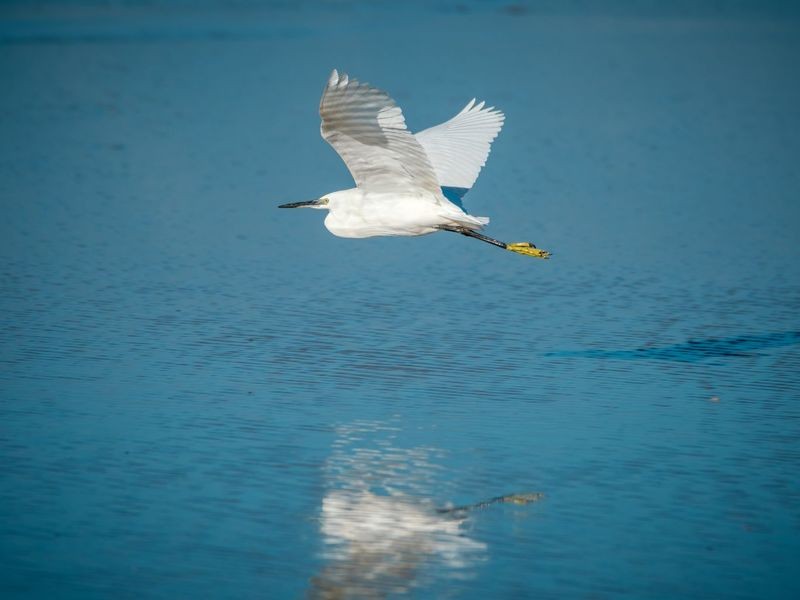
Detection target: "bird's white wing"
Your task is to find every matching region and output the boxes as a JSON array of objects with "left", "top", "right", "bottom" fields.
[
  {"left": 320, "top": 70, "right": 441, "bottom": 194},
  {"left": 415, "top": 99, "right": 505, "bottom": 192}
]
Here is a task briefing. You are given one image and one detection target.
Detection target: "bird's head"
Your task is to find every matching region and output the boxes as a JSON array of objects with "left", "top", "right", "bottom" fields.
[{"left": 278, "top": 197, "right": 330, "bottom": 210}]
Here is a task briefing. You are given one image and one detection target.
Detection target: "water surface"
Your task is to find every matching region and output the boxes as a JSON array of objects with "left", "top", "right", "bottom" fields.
[{"left": 1, "top": 1, "right": 799, "bottom": 598}]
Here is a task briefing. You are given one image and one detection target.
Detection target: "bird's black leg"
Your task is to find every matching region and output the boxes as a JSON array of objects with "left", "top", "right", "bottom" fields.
[
  {"left": 438, "top": 225, "right": 507, "bottom": 248},
  {"left": 436, "top": 492, "right": 544, "bottom": 515},
  {"left": 438, "top": 225, "right": 550, "bottom": 258}
]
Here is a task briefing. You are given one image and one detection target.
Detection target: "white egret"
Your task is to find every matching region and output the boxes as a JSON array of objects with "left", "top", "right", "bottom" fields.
[{"left": 280, "top": 69, "right": 550, "bottom": 259}]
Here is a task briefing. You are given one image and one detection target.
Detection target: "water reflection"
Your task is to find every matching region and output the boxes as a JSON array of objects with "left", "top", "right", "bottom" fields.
[
  {"left": 548, "top": 331, "right": 800, "bottom": 363},
  {"left": 308, "top": 421, "right": 486, "bottom": 599}
]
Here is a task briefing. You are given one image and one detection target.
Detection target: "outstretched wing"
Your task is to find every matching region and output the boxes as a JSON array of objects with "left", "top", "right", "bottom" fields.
[
  {"left": 414, "top": 99, "right": 504, "bottom": 202},
  {"left": 319, "top": 70, "right": 441, "bottom": 194}
]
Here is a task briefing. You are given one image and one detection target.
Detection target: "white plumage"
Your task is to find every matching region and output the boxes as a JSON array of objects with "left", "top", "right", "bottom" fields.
[
  {"left": 415, "top": 98, "right": 505, "bottom": 191},
  {"left": 319, "top": 69, "right": 442, "bottom": 195},
  {"left": 279, "top": 69, "right": 550, "bottom": 259}
]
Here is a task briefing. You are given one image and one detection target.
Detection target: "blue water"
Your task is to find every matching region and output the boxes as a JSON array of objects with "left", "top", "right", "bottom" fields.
[{"left": 2, "top": 1, "right": 800, "bottom": 598}]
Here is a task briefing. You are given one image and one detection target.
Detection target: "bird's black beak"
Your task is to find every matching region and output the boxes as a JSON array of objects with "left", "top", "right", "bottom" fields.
[{"left": 278, "top": 200, "right": 321, "bottom": 209}]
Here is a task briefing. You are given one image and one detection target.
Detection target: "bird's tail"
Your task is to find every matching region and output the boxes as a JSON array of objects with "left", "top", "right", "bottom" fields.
[{"left": 452, "top": 214, "right": 490, "bottom": 230}]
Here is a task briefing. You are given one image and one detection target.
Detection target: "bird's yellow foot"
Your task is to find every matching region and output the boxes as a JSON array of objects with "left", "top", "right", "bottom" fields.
[
  {"left": 506, "top": 242, "right": 551, "bottom": 259},
  {"left": 503, "top": 492, "right": 545, "bottom": 505}
]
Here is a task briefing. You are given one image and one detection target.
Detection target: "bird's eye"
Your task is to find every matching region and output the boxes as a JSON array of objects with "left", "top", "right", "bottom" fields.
[{"left": 319, "top": 198, "right": 329, "bottom": 205}]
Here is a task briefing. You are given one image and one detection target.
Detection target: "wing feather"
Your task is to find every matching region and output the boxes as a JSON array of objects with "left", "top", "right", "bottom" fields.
[
  {"left": 414, "top": 99, "right": 505, "bottom": 191},
  {"left": 319, "top": 70, "right": 440, "bottom": 194}
]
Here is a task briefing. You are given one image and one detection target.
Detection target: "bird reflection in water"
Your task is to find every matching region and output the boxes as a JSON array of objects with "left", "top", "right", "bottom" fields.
[{"left": 308, "top": 421, "right": 542, "bottom": 599}]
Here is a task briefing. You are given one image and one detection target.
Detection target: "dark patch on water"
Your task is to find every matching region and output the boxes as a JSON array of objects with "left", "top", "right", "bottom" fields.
[{"left": 548, "top": 331, "right": 800, "bottom": 363}]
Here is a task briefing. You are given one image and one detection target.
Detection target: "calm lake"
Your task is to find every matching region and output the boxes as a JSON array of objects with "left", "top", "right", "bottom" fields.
[{"left": 1, "top": 1, "right": 799, "bottom": 598}]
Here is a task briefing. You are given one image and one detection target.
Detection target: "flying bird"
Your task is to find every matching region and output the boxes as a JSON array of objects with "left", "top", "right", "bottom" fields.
[{"left": 279, "top": 69, "right": 550, "bottom": 259}]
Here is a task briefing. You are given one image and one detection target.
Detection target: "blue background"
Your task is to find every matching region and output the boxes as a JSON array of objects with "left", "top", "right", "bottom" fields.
[{"left": 1, "top": 1, "right": 799, "bottom": 598}]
